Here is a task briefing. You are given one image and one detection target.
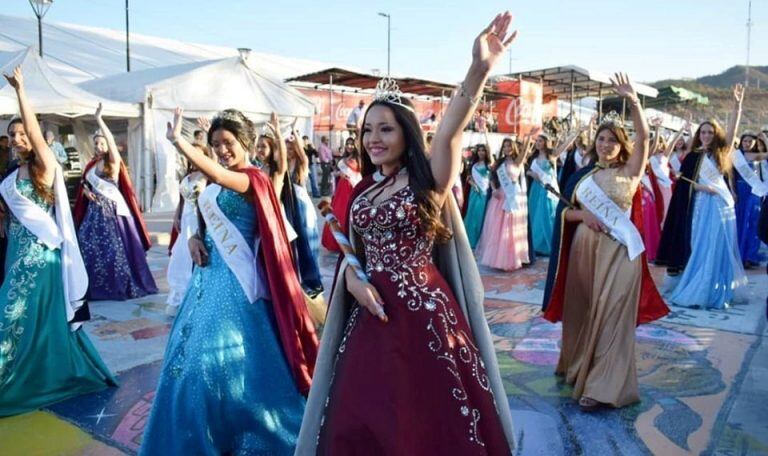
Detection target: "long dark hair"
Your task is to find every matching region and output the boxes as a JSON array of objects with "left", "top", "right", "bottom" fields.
[
  {"left": 8, "top": 118, "right": 54, "bottom": 203},
  {"left": 343, "top": 136, "right": 361, "bottom": 170},
  {"left": 208, "top": 109, "right": 256, "bottom": 163},
  {"left": 360, "top": 99, "right": 451, "bottom": 243},
  {"left": 471, "top": 143, "right": 492, "bottom": 167}
]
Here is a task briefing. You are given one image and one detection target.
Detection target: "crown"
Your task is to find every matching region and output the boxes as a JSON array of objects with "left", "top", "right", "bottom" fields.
[
  {"left": 600, "top": 111, "right": 624, "bottom": 128},
  {"left": 374, "top": 77, "right": 415, "bottom": 113}
]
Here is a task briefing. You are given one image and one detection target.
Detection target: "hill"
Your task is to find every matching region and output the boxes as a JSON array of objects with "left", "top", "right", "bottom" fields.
[{"left": 651, "top": 65, "right": 768, "bottom": 131}]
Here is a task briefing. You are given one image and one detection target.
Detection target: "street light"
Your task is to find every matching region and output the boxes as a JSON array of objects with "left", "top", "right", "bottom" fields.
[
  {"left": 29, "top": 0, "right": 53, "bottom": 58},
  {"left": 125, "top": 0, "right": 131, "bottom": 71},
  {"left": 377, "top": 12, "right": 391, "bottom": 76}
]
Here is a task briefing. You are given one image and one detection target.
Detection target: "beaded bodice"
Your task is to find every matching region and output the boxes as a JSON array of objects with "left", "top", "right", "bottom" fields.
[
  {"left": 351, "top": 186, "right": 434, "bottom": 276},
  {"left": 590, "top": 167, "right": 639, "bottom": 211}
]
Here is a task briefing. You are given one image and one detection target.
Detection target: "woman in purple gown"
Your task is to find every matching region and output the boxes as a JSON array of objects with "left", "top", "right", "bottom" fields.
[{"left": 73, "top": 104, "right": 157, "bottom": 300}]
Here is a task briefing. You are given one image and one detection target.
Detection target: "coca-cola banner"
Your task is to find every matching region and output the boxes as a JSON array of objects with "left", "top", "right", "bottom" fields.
[
  {"left": 495, "top": 79, "right": 549, "bottom": 135},
  {"left": 297, "top": 88, "right": 443, "bottom": 131}
]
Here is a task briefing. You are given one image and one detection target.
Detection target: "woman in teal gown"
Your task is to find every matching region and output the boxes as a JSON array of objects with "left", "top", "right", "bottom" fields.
[
  {"left": 463, "top": 143, "right": 492, "bottom": 248},
  {"left": 140, "top": 109, "right": 317, "bottom": 454},
  {"left": 528, "top": 136, "right": 559, "bottom": 255},
  {"left": 0, "top": 67, "right": 115, "bottom": 417}
]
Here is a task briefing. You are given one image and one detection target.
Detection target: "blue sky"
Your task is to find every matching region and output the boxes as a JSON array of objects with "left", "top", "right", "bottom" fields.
[{"left": 4, "top": 0, "right": 766, "bottom": 84}]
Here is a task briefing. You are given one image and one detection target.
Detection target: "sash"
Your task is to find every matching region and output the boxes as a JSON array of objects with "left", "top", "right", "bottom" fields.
[
  {"left": 698, "top": 155, "right": 735, "bottom": 207},
  {"left": 760, "top": 160, "right": 768, "bottom": 183},
  {"left": 575, "top": 175, "right": 645, "bottom": 260},
  {"left": 531, "top": 158, "right": 559, "bottom": 202},
  {"left": 497, "top": 162, "right": 519, "bottom": 212},
  {"left": 649, "top": 155, "right": 673, "bottom": 186},
  {"left": 670, "top": 153, "right": 682, "bottom": 173},
  {"left": 86, "top": 167, "right": 131, "bottom": 217},
  {"left": 198, "top": 184, "right": 266, "bottom": 303},
  {"left": 0, "top": 168, "right": 88, "bottom": 330},
  {"left": 471, "top": 163, "right": 490, "bottom": 193},
  {"left": 337, "top": 159, "right": 361, "bottom": 187},
  {"left": 641, "top": 173, "right": 653, "bottom": 193},
  {"left": 574, "top": 148, "right": 588, "bottom": 169},
  {"left": 731, "top": 150, "right": 768, "bottom": 197}
]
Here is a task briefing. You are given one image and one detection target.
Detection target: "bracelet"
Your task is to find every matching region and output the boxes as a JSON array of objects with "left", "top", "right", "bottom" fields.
[{"left": 458, "top": 82, "right": 482, "bottom": 105}]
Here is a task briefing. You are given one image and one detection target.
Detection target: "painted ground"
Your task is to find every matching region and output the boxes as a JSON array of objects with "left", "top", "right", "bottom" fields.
[{"left": 1, "top": 212, "right": 766, "bottom": 455}]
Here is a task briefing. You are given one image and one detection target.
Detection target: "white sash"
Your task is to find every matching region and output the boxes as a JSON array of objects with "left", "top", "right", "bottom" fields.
[
  {"left": 530, "top": 158, "right": 559, "bottom": 202},
  {"left": 670, "top": 153, "right": 682, "bottom": 173},
  {"left": 337, "top": 159, "right": 361, "bottom": 187},
  {"left": 649, "top": 155, "right": 672, "bottom": 186},
  {"left": 86, "top": 166, "right": 131, "bottom": 217},
  {"left": 575, "top": 175, "right": 645, "bottom": 260},
  {"left": 497, "top": 162, "right": 519, "bottom": 212},
  {"left": 760, "top": 160, "right": 768, "bottom": 183},
  {"left": 641, "top": 173, "right": 653, "bottom": 194},
  {"left": 0, "top": 168, "right": 88, "bottom": 330},
  {"left": 731, "top": 150, "right": 768, "bottom": 197},
  {"left": 167, "top": 173, "right": 206, "bottom": 307},
  {"left": 198, "top": 184, "right": 266, "bottom": 303},
  {"left": 698, "top": 155, "right": 735, "bottom": 207},
  {"left": 471, "top": 163, "right": 490, "bottom": 194},
  {"left": 574, "top": 148, "right": 589, "bottom": 169}
]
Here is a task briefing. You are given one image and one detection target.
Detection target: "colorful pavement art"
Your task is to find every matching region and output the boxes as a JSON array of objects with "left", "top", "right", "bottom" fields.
[{"left": 1, "top": 218, "right": 767, "bottom": 455}]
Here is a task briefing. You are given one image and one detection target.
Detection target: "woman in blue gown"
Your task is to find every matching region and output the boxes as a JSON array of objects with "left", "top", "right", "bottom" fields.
[
  {"left": 140, "top": 109, "right": 318, "bottom": 455},
  {"left": 527, "top": 135, "right": 559, "bottom": 255},
  {"left": 0, "top": 66, "right": 115, "bottom": 416},
  {"left": 74, "top": 104, "right": 157, "bottom": 301},
  {"left": 666, "top": 85, "right": 748, "bottom": 309},
  {"left": 463, "top": 142, "right": 492, "bottom": 248},
  {"left": 734, "top": 133, "right": 768, "bottom": 267}
]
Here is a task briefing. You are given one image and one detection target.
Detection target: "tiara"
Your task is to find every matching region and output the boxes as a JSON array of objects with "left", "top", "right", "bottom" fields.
[
  {"left": 600, "top": 111, "right": 624, "bottom": 128},
  {"left": 374, "top": 77, "right": 415, "bottom": 113}
]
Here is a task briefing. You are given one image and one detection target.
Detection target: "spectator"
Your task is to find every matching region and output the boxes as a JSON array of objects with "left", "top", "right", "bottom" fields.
[
  {"left": 0, "top": 135, "right": 10, "bottom": 176},
  {"left": 303, "top": 135, "right": 321, "bottom": 197},
  {"left": 346, "top": 100, "right": 365, "bottom": 134},
  {"left": 318, "top": 135, "right": 334, "bottom": 196},
  {"left": 44, "top": 130, "right": 68, "bottom": 166}
]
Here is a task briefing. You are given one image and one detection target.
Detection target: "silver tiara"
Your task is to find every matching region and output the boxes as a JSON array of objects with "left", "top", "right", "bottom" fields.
[
  {"left": 600, "top": 111, "right": 624, "bottom": 128},
  {"left": 374, "top": 77, "right": 415, "bottom": 113}
]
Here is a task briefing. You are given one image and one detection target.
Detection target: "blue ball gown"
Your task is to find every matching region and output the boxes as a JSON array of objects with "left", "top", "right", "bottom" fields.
[
  {"left": 140, "top": 188, "right": 305, "bottom": 455},
  {"left": 667, "top": 190, "right": 748, "bottom": 309},
  {"left": 529, "top": 159, "right": 558, "bottom": 256},
  {"left": 734, "top": 163, "right": 766, "bottom": 265},
  {"left": 463, "top": 163, "right": 490, "bottom": 249}
]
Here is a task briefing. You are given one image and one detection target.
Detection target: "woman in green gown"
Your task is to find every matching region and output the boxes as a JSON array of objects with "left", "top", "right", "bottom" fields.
[{"left": 0, "top": 66, "right": 116, "bottom": 417}]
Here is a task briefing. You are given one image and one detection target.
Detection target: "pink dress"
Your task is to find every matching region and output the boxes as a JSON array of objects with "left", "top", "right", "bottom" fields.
[
  {"left": 640, "top": 175, "right": 661, "bottom": 261},
  {"left": 476, "top": 161, "right": 530, "bottom": 271}
]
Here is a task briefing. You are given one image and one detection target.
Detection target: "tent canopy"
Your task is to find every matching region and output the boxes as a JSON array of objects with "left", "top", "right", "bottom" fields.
[
  {"left": 288, "top": 67, "right": 515, "bottom": 101},
  {"left": 0, "top": 47, "right": 140, "bottom": 118},
  {"left": 497, "top": 65, "right": 659, "bottom": 99},
  {"left": 0, "top": 14, "right": 332, "bottom": 84},
  {"left": 81, "top": 54, "right": 315, "bottom": 119}
]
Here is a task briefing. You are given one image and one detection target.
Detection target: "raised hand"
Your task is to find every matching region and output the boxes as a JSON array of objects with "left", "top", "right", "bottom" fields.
[
  {"left": 733, "top": 83, "right": 745, "bottom": 104},
  {"left": 650, "top": 117, "right": 663, "bottom": 128},
  {"left": 166, "top": 107, "right": 184, "bottom": 143},
  {"left": 3, "top": 65, "right": 23, "bottom": 90},
  {"left": 95, "top": 102, "right": 104, "bottom": 119},
  {"left": 196, "top": 116, "right": 211, "bottom": 132},
  {"left": 609, "top": 72, "right": 638, "bottom": 102},
  {"left": 472, "top": 12, "right": 517, "bottom": 72}
]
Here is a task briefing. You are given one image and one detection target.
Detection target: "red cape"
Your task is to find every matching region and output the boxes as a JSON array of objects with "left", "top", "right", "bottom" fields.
[
  {"left": 74, "top": 157, "right": 152, "bottom": 251},
  {"left": 242, "top": 168, "right": 318, "bottom": 395},
  {"left": 543, "top": 184, "right": 669, "bottom": 325}
]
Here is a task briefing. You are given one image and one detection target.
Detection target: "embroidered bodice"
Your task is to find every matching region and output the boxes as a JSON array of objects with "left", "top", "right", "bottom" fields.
[
  {"left": 590, "top": 167, "right": 639, "bottom": 211},
  {"left": 14, "top": 178, "right": 50, "bottom": 210},
  {"left": 352, "top": 186, "right": 433, "bottom": 277}
]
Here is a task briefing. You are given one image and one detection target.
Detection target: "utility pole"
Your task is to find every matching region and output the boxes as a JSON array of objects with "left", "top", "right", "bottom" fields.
[
  {"left": 126, "top": 0, "right": 131, "bottom": 71},
  {"left": 377, "top": 13, "right": 391, "bottom": 76},
  {"left": 745, "top": 0, "right": 752, "bottom": 87}
]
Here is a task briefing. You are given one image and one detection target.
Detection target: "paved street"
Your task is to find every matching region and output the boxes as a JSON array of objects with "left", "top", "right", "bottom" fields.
[{"left": 1, "top": 212, "right": 766, "bottom": 455}]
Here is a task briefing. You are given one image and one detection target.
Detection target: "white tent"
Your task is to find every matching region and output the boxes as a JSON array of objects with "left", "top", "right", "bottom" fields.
[
  {"left": 0, "top": 14, "right": 330, "bottom": 84},
  {"left": 81, "top": 53, "right": 316, "bottom": 212},
  {"left": 0, "top": 47, "right": 139, "bottom": 117}
]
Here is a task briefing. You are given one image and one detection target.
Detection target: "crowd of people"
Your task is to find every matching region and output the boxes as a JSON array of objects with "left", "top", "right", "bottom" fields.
[{"left": 0, "top": 9, "right": 766, "bottom": 456}]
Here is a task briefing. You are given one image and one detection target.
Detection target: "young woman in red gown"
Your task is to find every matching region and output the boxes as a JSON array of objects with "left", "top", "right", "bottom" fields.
[
  {"left": 321, "top": 137, "right": 362, "bottom": 252},
  {"left": 297, "top": 12, "right": 518, "bottom": 455}
]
